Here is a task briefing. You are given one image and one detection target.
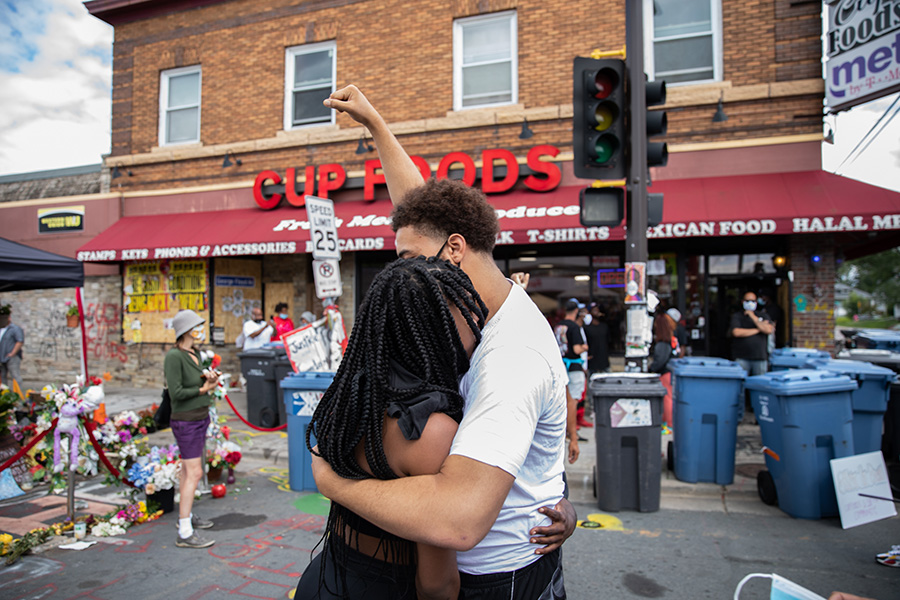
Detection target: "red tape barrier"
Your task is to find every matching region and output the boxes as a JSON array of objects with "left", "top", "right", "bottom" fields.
[
  {"left": 222, "top": 393, "right": 287, "bottom": 432},
  {"left": 0, "top": 415, "right": 137, "bottom": 489},
  {"left": 81, "top": 416, "right": 136, "bottom": 488},
  {"left": 0, "top": 418, "right": 57, "bottom": 474}
]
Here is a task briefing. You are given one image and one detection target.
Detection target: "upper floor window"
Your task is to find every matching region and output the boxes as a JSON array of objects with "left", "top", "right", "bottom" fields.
[
  {"left": 159, "top": 65, "right": 201, "bottom": 145},
  {"left": 645, "top": 0, "right": 721, "bottom": 85},
  {"left": 284, "top": 41, "right": 336, "bottom": 130},
  {"left": 453, "top": 11, "right": 517, "bottom": 110}
]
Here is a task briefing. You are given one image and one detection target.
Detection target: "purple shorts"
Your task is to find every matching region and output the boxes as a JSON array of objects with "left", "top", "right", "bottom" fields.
[{"left": 170, "top": 417, "right": 210, "bottom": 460}]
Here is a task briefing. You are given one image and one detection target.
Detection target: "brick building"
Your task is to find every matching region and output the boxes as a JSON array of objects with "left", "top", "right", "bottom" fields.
[{"left": 1, "top": 0, "right": 899, "bottom": 393}]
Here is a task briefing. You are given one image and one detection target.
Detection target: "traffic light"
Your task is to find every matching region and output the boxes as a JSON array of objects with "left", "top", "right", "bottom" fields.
[
  {"left": 579, "top": 187, "right": 624, "bottom": 227},
  {"left": 645, "top": 79, "right": 668, "bottom": 168},
  {"left": 573, "top": 57, "right": 626, "bottom": 180}
]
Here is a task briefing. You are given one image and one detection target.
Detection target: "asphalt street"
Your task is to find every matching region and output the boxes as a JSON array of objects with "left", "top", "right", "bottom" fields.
[{"left": 1, "top": 384, "right": 897, "bottom": 599}]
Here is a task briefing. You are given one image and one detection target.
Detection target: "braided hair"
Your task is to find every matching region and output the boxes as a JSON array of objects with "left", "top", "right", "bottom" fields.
[{"left": 307, "top": 255, "right": 487, "bottom": 478}]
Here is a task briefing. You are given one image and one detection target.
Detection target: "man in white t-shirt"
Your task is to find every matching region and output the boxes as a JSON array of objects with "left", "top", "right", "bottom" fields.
[
  {"left": 311, "top": 86, "right": 574, "bottom": 598},
  {"left": 240, "top": 307, "right": 273, "bottom": 351}
]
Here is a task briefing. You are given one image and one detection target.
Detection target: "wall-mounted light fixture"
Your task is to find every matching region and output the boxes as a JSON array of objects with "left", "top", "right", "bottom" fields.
[
  {"left": 222, "top": 151, "right": 242, "bottom": 168},
  {"left": 519, "top": 118, "right": 534, "bottom": 139},
  {"left": 355, "top": 135, "right": 374, "bottom": 155},
  {"left": 111, "top": 166, "right": 132, "bottom": 178},
  {"left": 712, "top": 93, "right": 727, "bottom": 122},
  {"left": 773, "top": 255, "right": 787, "bottom": 269}
]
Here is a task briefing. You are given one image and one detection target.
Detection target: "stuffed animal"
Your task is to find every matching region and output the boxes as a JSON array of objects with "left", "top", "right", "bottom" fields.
[{"left": 54, "top": 398, "right": 82, "bottom": 473}]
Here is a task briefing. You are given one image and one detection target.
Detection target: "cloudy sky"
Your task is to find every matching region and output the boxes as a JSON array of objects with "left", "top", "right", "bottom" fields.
[{"left": 0, "top": 0, "right": 898, "bottom": 194}]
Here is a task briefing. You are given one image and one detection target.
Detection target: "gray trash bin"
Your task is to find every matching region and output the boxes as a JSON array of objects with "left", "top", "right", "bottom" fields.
[
  {"left": 590, "top": 373, "right": 666, "bottom": 512},
  {"left": 238, "top": 346, "right": 280, "bottom": 427}
]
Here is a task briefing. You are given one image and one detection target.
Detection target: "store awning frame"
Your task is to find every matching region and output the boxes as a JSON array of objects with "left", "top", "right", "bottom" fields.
[{"left": 76, "top": 170, "right": 900, "bottom": 262}]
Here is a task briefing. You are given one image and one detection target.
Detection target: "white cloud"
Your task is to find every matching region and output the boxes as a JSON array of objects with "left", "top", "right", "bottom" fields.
[
  {"left": 822, "top": 93, "right": 900, "bottom": 193},
  {"left": 0, "top": 0, "right": 112, "bottom": 176}
]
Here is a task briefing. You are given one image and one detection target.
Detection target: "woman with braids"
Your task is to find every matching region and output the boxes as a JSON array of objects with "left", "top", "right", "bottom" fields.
[{"left": 295, "top": 255, "right": 488, "bottom": 600}]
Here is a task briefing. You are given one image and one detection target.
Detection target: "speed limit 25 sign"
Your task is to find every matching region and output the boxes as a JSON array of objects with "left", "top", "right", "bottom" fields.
[{"left": 305, "top": 195, "right": 340, "bottom": 260}]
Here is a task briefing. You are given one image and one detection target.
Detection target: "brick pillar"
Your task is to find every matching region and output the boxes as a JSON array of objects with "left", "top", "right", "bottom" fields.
[{"left": 788, "top": 234, "right": 835, "bottom": 354}]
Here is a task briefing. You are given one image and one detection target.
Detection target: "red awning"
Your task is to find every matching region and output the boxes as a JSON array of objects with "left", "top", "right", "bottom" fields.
[{"left": 77, "top": 170, "right": 900, "bottom": 262}]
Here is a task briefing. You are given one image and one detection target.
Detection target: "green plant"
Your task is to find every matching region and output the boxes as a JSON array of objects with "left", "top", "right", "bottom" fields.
[
  {"left": 0, "top": 304, "right": 10, "bottom": 316},
  {"left": 0, "top": 389, "right": 20, "bottom": 436},
  {"left": 65, "top": 301, "right": 78, "bottom": 317}
]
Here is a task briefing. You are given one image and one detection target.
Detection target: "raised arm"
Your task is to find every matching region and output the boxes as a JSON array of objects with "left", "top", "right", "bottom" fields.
[{"left": 324, "top": 85, "right": 424, "bottom": 204}]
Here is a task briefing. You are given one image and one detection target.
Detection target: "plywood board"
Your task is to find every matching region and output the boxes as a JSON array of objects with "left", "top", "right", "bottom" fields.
[
  {"left": 213, "top": 258, "right": 262, "bottom": 347},
  {"left": 122, "top": 260, "right": 209, "bottom": 344}
]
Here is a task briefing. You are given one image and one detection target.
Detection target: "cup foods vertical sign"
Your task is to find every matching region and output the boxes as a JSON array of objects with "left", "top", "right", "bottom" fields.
[{"left": 825, "top": 0, "right": 900, "bottom": 111}]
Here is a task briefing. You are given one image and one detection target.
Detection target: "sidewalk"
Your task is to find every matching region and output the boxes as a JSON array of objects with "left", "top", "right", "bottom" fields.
[{"left": 93, "top": 383, "right": 769, "bottom": 513}]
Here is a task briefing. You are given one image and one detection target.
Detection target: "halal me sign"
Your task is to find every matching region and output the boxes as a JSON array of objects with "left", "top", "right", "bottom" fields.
[{"left": 825, "top": 0, "right": 900, "bottom": 111}]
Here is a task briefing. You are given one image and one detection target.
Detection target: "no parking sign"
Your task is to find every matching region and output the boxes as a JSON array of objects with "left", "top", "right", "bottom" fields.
[{"left": 313, "top": 259, "right": 341, "bottom": 299}]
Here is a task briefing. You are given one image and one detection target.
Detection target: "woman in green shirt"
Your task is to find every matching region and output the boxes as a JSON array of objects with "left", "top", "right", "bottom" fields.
[{"left": 164, "top": 309, "right": 219, "bottom": 549}]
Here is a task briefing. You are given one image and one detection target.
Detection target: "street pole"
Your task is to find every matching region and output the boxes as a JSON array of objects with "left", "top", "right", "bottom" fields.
[{"left": 624, "top": 0, "right": 649, "bottom": 371}]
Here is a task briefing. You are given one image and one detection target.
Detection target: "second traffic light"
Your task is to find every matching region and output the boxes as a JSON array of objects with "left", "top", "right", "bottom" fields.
[{"left": 573, "top": 57, "right": 626, "bottom": 180}]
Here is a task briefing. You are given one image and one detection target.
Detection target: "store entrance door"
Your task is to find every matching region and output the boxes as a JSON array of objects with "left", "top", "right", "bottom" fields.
[{"left": 708, "top": 275, "right": 790, "bottom": 359}]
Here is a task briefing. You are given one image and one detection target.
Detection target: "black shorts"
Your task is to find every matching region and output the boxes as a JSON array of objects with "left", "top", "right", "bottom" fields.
[{"left": 459, "top": 549, "right": 565, "bottom": 600}]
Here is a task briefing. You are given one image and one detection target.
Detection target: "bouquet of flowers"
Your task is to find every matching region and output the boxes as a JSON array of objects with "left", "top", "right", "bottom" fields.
[
  {"left": 207, "top": 440, "right": 242, "bottom": 470},
  {"left": 126, "top": 443, "right": 181, "bottom": 495}
]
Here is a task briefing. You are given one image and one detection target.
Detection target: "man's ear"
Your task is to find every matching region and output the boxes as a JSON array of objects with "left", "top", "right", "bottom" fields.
[{"left": 445, "top": 233, "right": 467, "bottom": 264}]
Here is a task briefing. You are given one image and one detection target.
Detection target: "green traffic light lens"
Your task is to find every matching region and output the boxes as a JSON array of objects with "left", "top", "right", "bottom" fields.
[
  {"left": 591, "top": 102, "right": 618, "bottom": 131},
  {"left": 589, "top": 135, "right": 618, "bottom": 164}
]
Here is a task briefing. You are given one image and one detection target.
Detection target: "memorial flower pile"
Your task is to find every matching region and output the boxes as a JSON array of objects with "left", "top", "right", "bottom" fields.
[{"left": 126, "top": 443, "right": 181, "bottom": 495}]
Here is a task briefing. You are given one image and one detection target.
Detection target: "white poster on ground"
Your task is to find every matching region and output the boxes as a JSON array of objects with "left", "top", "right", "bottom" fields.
[{"left": 830, "top": 451, "right": 897, "bottom": 529}]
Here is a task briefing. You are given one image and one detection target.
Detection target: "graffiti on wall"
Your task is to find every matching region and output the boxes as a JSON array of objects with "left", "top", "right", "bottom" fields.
[{"left": 84, "top": 302, "right": 128, "bottom": 364}]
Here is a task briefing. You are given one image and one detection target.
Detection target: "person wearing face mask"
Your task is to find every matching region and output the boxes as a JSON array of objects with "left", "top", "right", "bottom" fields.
[
  {"left": 729, "top": 291, "right": 775, "bottom": 376},
  {"left": 241, "top": 306, "right": 274, "bottom": 351},
  {"left": 270, "top": 302, "right": 295, "bottom": 342},
  {"left": 164, "top": 310, "right": 219, "bottom": 548}
]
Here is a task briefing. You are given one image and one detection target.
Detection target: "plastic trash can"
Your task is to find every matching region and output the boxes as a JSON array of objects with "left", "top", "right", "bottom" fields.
[
  {"left": 836, "top": 349, "right": 900, "bottom": 374},
  {"left": 273, "top": 350, "right": 294, "bottom": 429},
  {"left": 746, "top": 369, "right": 857, "bottom": 519},
  {"left": 805, "top": 358, "right": 896, "bottom": 455},
  {"left": 668, "top": 357, "right": 746, "bottom": 485},
  {"left": 238, "top": 347, "right": 280, "bottom": 427},
  {"left": 849, "top": 329, "right": 900, "bottom": 352},
  {"left": 590, "top": 373, "right": 666, "bottom": 512},
  {"left": 769, "top": 347, "right": 831, "bottom": 371},
  {"left": 281, "top": 372, "right": 335, "bottom": 492},
  {"left": 835, "top": 349, "right": 900, "bottom": 463}
]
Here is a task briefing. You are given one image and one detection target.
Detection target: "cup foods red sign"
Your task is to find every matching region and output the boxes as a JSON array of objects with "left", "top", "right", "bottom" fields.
[{"left": 252, "top": 145, "right": 563, "bottom": 209}]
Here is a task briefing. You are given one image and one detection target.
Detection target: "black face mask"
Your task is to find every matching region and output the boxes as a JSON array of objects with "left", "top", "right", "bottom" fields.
[{"left": 254, "top": 318, "right": 264, "bottom": 324}]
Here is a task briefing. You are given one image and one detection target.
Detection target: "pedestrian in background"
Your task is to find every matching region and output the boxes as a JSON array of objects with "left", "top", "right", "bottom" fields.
[
  {"left": 584, "top": 302, "right": 610, "bottom": 376},
  {"left": 729, "top": 291, "right": 774, "bottom": 376},
  {"left": 270, "top": 302, "right": 294, "bottom": 341},
  {"left": 240, "top": 307, "right": 273, "bottom": 351},
  {"left": 0, "top": 305, "right": 24, "bottom": 395},
  {"left": 164, "top": 309, "right": 218, "bottom": 549},
  {"left": 556, "top": 298, "right": 591, "bottom": 428},
  {"left": 650, "top": 307, "right": 683, "bottom": 427}
]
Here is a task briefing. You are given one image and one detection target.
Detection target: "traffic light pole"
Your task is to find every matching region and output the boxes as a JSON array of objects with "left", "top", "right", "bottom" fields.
[
  {"left": 625, "top": 0, "right": 647, "bottom": 266},
  {"left": 624, "top": 0, "right": 649, "bottom": 372}
]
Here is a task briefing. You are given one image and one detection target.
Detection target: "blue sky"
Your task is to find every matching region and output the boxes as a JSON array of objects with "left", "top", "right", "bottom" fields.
[{"left": 0, "top": 0, "right": 897, "bottom": 195}]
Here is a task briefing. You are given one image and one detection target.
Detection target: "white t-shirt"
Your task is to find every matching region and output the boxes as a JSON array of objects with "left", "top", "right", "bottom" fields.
[
  {"left": 241, "top": 320, "right": 273, "bottom": 351},
  {"left": 451, "top": 283, "right": 568, "bottom": 574}
]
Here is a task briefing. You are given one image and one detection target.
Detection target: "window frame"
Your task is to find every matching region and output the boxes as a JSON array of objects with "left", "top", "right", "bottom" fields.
[
  {"left": 643, "top": 0, "right": 722, "bottom": 86},
  {"left": 452, "top": 10, "right": 518, "bottom": 111},
  {"left": 283, "top": 40, "right": 337, "bottom": 131},
  {"left": 158, "top": 65, "right": 202, "bottom": 146}
]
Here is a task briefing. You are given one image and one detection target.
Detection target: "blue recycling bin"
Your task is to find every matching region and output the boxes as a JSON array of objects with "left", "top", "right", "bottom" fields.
[
  {"left": 769, "top": 347, "right": 831, "bottom": 371},
  {"left": 850, "top": 329, "right": 900, "bottom": 352},
  {"left": 805, "top": 358, "right": 896, "bottom": 455},
  {"left": 281, "top": 372, "right": 335, "bottom": 492},
  {"left": 746, "top": 369, "right": 857, "bottom": 519},
  {"left": 669, "top": 357, "right": 746, "bottom": 485}
]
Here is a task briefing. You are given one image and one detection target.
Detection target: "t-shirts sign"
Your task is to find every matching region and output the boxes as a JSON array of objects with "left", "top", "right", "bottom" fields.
[{"left": 305, "top": 195, "right": 340, "bottom": 260}]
